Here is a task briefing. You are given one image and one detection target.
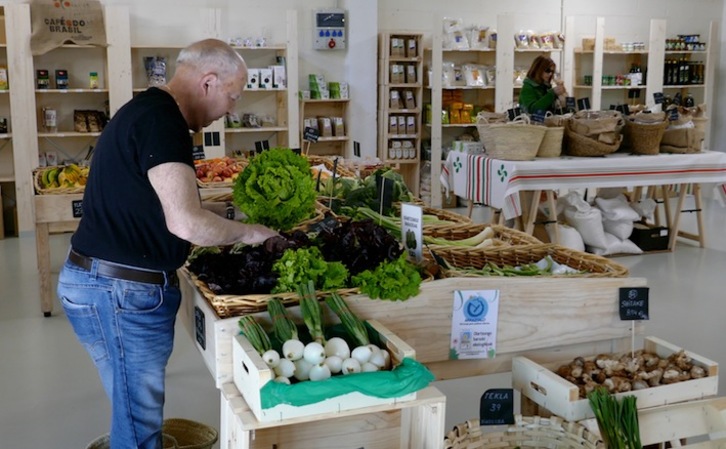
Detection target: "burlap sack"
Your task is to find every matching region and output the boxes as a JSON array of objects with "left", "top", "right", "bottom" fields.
[
  {"left": 569, "top": 110, "right": 623, "bottom": 137},
  {"left": 30, "top": 0, "right": 107, "bottom": 56}
]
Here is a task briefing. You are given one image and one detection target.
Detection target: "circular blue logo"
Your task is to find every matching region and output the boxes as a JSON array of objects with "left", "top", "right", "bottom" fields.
[{"left": 463, "top": 296, "right": 487, "bottom": 321}]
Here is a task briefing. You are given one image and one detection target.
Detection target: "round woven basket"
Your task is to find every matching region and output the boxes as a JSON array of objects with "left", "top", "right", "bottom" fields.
[
  {"left": 162, "top": 418, "right": 218, "bottom": 449},
  {"left": 86, "top": 433, "right": 178, "bottom": 449},
  {"left": 538, "top": 126, "right": 565, "bottom": 157},
  {"left": 477, "top": 115, "right": 547, "bottom": 161},
  {"left": 622, "top": 117, "right": 668, "bottom": 155},
  {"left": 444, "top": 415, "right": 604, "bottom": 449},
  {"left": 564, "top": 125, "right": 622, "bottom": 157}
]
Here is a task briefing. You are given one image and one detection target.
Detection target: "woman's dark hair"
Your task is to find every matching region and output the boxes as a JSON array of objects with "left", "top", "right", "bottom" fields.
[{"left": 526, "top": 55, "right": 556, "bottom": 84}]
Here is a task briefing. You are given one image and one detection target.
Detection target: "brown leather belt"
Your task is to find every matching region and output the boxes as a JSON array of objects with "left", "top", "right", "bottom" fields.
[{"left": 68, "top": 249, "right": 174, "bottom": 286}]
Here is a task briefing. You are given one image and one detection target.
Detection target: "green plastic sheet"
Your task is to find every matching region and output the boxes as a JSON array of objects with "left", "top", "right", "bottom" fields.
[{"left": 260, "top": 358, "right": 434, "bottom": 409}]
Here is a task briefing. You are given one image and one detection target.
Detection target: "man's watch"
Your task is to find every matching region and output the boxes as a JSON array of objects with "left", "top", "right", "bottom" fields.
[{"left": 225, "top": 201, "right": 235, "bottom": 220}]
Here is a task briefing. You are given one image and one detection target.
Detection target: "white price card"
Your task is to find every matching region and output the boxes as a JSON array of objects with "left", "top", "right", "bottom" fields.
[
  {"left": 400, "top": 203, "right": 423, "bottom": 263},
  {"left": 449, "top": 290, "right": 500, "bottom": 360}
]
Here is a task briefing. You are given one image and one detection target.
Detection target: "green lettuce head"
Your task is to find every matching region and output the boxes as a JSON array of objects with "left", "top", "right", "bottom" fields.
[{"left": 232, "top": 148, "right": 317, "bottom": 231}]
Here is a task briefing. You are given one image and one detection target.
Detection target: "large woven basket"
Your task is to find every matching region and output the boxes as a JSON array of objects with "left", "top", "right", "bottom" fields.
[
  {"left": 477, "top": 115, "right": 547, "bottom": 161},
  {"left": 305, "top": 155, "right": 357, "bottom": 178},
  {"left": 430, "top": 243, "right": 629, "bottom": 278},
  {"left": 195, "top": 157, "right": 248, "bottom": 189},
  {"left": 564, "top": 125, "right": 622, "bottom": 157},
  {"left": 622, "top": 115, "right": 668, "bottom": 155},
  {"left": 86, "top": 433, "right": 178, "bottom": 449},
  {"left": 538, "top": 126, "right": 565, "bottom": 157},
  {"left": 660, "top": 126, "right": 703, "bottom": 154},
  {"left": 162, "top": 419, "right": 218, "bottom": 449},
  {"left": 444, "top": 415, "right": 603, "bottom": 449},
  {"left": 569, "top": 110, "right": 624, "bottom": 137}
]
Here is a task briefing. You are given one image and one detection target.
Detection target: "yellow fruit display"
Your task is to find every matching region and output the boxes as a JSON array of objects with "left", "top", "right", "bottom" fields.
[{"left": 38, "top": 164, "right": 90, "bottom": 191}]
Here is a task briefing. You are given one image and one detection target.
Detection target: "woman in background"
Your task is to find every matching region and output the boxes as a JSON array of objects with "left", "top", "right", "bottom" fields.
[{"left": 519, "top": 55, "right": 567, "bottom": 114}]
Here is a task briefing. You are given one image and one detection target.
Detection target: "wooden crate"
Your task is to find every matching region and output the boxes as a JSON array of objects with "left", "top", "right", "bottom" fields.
[
  {"left": 219, "top": 382, "right": 447, "bottom": 449},
  {"left": 232, "top": 319, "right": 417, "bottom": 422},
  {"left": 179, "top": 269, "right": 648, "bottom": 387},
  {"left": 512, "top": 336, "right": 719, "bottom": 422}
]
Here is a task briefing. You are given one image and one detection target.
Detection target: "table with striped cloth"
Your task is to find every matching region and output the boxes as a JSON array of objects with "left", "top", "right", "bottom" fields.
[{"left": 441, "top": 150, "right": 726, "bottom": 220}]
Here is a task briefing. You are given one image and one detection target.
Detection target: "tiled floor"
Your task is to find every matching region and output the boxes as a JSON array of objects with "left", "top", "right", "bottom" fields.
[{"left": 1, "top": 194, "right": 724, "bottom": 448}]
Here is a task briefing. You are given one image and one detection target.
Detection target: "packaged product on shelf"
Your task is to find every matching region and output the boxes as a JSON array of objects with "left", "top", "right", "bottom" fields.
[
  {"left": 271, "top": 65, "right": 286, "bottom": 88},
  {"left": 404, "top": 90, "right": 416, "bottom": 109},
  {"left": 318, "top": 117, "right": 333, "bottom": 137},
  {"left": 226, "top": 112, "right": 242, "bottom": 128},
  {"left": 42, "top": 107, "right": 57, "bottom": 132},
  {"left": 488, "top": 29, "right": 498, "bottom": 49},
  {"left": 390, "top": 90, "right": 402, "bottom": 109},
  {"left": 389, "top": 140, "right": 402, "bottom": 159},
  {"left": 397, "top": 116, "right": 406, "bottom": 134},
  {"left": 143, "top": 56, "right": 167, "bottom": 87},
  {"left": 332, "top": 116, "right": 345, "bottom": 137},
  {"left": 442, "top": 62, "right": 456, "bottom": 87},
  {"left": 443, "top": 17, "right": 469, "bottom": 50},
  {"left": 390, "top": 64, "right": 404, "bottom": 83},
  {"left": 390, "top": 37, "right": 404, "bottom": 56},
  {"left": 461, "top": 104, "right": 474, "bottom": 123},
  {"left": 469, "top": 26, "right": 490, "bottom": 50},
  {"left": 247, "top": 69, "right": 259, "bottom": 89},
  {"left": 463, "top": 64, "right": 486, "bottom": 87},
  {"left": 0, "top": 67, "right": 7, "bottom": 90},
  {"left": 36, "top": 69, "right": 50, "bottom": 89},
  {"left": 538, "top": 33, "right": 555, "bottom": 49},
  {"left": 38, "top": 152, "right": 47, "bottom": 168},
  {"left": 406, "top": 38, "right": 418, "bottom": 57},
  {"left": 242, "top": 113, "right": 261, "bottom": 128},
  {"left": 389, "top": 116, "right": 398, "bottom": 134},
  {"left": 303, "top": 117, "right": 319, "bottom": 133},
  {"left": 87, "top": 111, "right": 104, "bottom": 133},
  {"left": 328, "top": 82, "right": 341, "bottom": 99},
  {"left": 406, "top": 65, "right": 417, "bottom": 84},
  {"left": 339, "top": 82, "right": 349, "bottom": 99},
  {"left": 528, "top": 31, "right": 541, "bottom": 49},
  {"left": 45, "top": 151, "right": 58, "bottom": 166},
  {"left": 402, "top": 140, "right": 415, "bottom": 158},
  {"left": 74, "top": 110, "right": 89, "bottom": 132},
  {"left": 406, "top": 116, "right": 416, "bottom": 135},
  {"left": 55, "top": 69, "right": 69, "bottom": 89},
  {"left": 0, "top": 117, "right": 8, "bottom": 134},
  {"left": 258, "top": 68, "right": 272, "bottom": 89},
  {"left": 514, "top": 30, "right": 530, "bottom": 49}
]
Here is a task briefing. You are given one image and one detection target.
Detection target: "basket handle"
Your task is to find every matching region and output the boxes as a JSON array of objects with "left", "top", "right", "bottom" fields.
[{"left": 511, "top": 114, "right": 531, "bottom": 125}]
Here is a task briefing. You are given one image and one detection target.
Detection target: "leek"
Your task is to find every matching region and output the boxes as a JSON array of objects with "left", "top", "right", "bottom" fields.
[
  {"left": 238, "top": 315, "right": 271, "bottom": 355},
  {"left": 267, "top": 298, "right": 298, "bottom": 343},
  {"left": 297, "top": 281, "right": 326, "bottom": 344},
  {"left": 325, "top": 293, "right": 370, "bottom": 347}
]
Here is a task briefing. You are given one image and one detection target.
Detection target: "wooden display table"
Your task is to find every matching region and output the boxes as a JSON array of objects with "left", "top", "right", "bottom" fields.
[
  {"left": 219, "top": 382, "right": 446, "bottom": 449},
  {"left": 441, "top": 150, "right": 726, "bottom": 250}
]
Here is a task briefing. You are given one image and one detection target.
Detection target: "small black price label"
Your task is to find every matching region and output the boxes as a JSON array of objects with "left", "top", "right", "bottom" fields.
[
  {"left": 619, "top": 287, "right": 650, "bottom": 321},
  {"left": 480, "top": 388, "right": 514, "bottom": 426},
  {"left": 531, "top": 111, "right": 546, "bottom": 124},
  {"left": 303, "top": 126, "right": 319, "bottom": 142},
  {"left": 565, "top": 96, "right": 577, "bottom": 112},
  {"left": 653, "top": 92, "right": 665, "bottom": 105},
  {"left": 628, "top": 88, "right": 641, "bottom": 99},
  {"left": 354, "top": 141, "right": 361, "bottom": 157},
  {"left": 194, "top": 306, "right": 206, "bottom": 350},
  {"left": 192, "top": 145, "right": 206, "bottom": 161},
  {"left": 71, "top": 200, "right": 83, "bottom": 218},
  {"left": 668, "top": 107, "right": 680, "bottom": 121},
  {"left": 375, "top": 174, "right": 394, "bottom": 214},
  {"left": 506, "top": 107, "right": 522, "bottom": 121},
  {"left": 577, "top": 97, "right": 591, "bottom": 111},
  {"left": 292, "top": 148, "right": 302, "bottom": 155}
]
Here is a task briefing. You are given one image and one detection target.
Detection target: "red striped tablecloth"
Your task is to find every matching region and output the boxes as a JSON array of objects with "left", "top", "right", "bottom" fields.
[{"left": 441, "top": 150, "right": 726, "bottom": 219}]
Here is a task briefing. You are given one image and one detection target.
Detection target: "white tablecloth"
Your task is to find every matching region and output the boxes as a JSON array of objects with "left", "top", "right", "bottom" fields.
[{"left": 441, "top": 151, "right": 726, "bottom": 219}]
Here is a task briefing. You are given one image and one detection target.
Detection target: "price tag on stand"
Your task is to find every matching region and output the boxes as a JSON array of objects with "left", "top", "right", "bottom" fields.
[
  {"left": 71, "top": 200, "right": 83, "bottom": 218},
  {"left": 619, "top": 287, "right": 649, "bottom": 321},
  {"left": 191, "top": 145, "right": 206, "bottom": 161},
  {"left": 400, "top": 203, "right": 423, "bottom": 263},
  {"left": 254, "top": 140, "right": 270, "bottom": 154},
  {"left": 565, "top": 96, "right": 577, "bottom": 113},
  {"left": 653, "top": 92, "right": 665, "bottom": 105},
  {"left": 577, "top": 97, "right": 591, "bottom": 111},
  {"left": 506, "top": 107, "right": 522, "bottom": 121},
  {"left": 303, "top": 126, "right": 319, "bottom": 156},
  {"left": 353, "top": 141, "right": 361, "bottom": 157},
  {"left": 480, "top": 388, "right": 514, "bottom": 425},
  {"left": 375, "top": 173, "right": 394, "bottom": 215}
]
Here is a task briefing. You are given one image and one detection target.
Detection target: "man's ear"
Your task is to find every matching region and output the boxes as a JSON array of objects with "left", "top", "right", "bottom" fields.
[{"left": 200, "top": 73, "right": 219, "bottom": 95}]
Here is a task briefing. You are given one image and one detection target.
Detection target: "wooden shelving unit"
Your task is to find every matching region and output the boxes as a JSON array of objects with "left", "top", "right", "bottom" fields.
[{"left": 299, "top": 98, "right": 350, "bottom": 156}]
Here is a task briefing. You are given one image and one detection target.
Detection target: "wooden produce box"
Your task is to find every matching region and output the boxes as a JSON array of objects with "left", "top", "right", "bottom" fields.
[
  {"left": 512, "top": 336, "right": 719, "bottom": 422},
  {"left": 220, "top": 382, "right": 446, "bottom": 449},
  {"left": 179, "top": 269, "right": 648, "bottom": 387},
  {"left": 232, "top": 319, "right": 417, "bottom": 422}
]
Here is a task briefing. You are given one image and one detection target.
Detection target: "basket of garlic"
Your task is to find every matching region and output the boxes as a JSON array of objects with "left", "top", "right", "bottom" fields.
[{"left": 232, "top": 281, "right": 434, "bottom": 422}]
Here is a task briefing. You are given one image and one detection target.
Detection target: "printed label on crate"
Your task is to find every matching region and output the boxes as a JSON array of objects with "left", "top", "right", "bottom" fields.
[
  {"left": 450, "top": 290, "right": 500, "bottom": 360},
  {"left": 400, "top": 203, "right": 423, "bottom": 263},
  {"left": 619, "top": 287, "right": 649, "bottom": 320},
  {"left": 71, "top": 200, "right": 83, "bottom": 218},
  {"left": 480, "top": 388, "right": 515, "bottom": 425}
]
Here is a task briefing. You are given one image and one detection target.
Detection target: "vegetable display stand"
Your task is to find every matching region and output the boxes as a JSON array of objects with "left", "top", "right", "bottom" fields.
[
  {"left": 219, "top": 382, "right": 446, "bottom": 449},
  {"left": 512, "top": 336, "right": 719, "bottom": 421},
  {"left": 232, "top": 319, "right": 418, "bottom": 422}
]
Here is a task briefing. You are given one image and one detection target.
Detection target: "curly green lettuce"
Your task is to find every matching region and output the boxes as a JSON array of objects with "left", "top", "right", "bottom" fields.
[
  {"left": 271, "top": 246, "right": 349, "bottom": 293},
  {"left": 352, "top": 254, "right": 422, "bottom": 301},
  {"left": 232, "top": 148, "right": 317, "bottom": 231}
]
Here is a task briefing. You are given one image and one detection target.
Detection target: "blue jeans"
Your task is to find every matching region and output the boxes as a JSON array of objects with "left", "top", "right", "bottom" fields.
[{"left": 57, "top": 254, "right": 181, "bottom": 449}]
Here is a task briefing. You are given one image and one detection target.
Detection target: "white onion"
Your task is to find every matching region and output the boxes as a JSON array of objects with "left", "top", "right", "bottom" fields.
[
  {"left": 274, "top": 376, "right": 291, "bottom": 384},
  {"left": 324, "top": 355, "right": 343, "bottom": 374},
  {"left": 341, "top": 358, "right": 362, "bottom": 374},
  {"left": 293, "top": 358, "right": 313, "bottom": 381},
  {"left": 303, "top": 341, "right": 326, "bottom": 365},
  {"left": 362, "top": 362, "right": 379, "bottom": 372},
  {"left": 282, "top": 339, "right": 304, "bottom": 361},
  {"left": 351, "top": 345, "right": 372, "bottom": 365},
  {"left": 262, "top": 349, "right": 280, "bottom": 368},
  {"left": 309, "top": 363, "right": 332, "bottom": 381},
  {"left": 367, "top": 344, "right": 382, "bottom": 356},
  {"left": 274, "top": 358, "right": 295, "bottom": 378},
  {"left": 324, "top": 337, "right": 351, "bottom": 359},
  {"left": 369, "top": 350, "right": 386, "bottom": 369}
]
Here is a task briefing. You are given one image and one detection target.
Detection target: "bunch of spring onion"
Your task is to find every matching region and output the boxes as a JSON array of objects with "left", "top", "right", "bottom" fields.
[
  {"left": 244, "top": 282, "right": 392, "bottom": 384},
  {"left": 587, "top": 387, "right": 642, "bottom": 449},
  {"left": 354, "top": 206, "right": 495, "bottom": 249}
]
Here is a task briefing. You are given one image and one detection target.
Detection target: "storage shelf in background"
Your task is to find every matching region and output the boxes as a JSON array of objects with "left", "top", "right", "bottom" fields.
[
  {"left": 225, "top": 126, "right": 288, "bottom": 134},
  {"left": 515, "top": 48, "right": 562, "bottom": 52},
  {"left": 301, "top": 98, "right": 349, "bottom": 104},
  {"left": 315, "top": 136, "right": 349, "bottom": 142},
  {"left": 389, "top": 56, "right": 421, "bottom": 62},
  {"left": 601, "top": 85, "right": 647, "bottom": 90},
  {"left": 603, "top": 50, "right": 649, "bottom": 55},
  {"left": 0, "top": 175, "right": 14, "bottom": 182},
  {"left": 437, "top": 86, "right": 495, "bottom": 90},
  {"left": 0, "top": 133, "right": 11, "bottom": 139},
  {"left": 664, "top": 84, "right": 705, "bottom": 89},
  {"left": 390, "top": 108, "right": 421, "bottom": 113},
  {"left": 426, "top": 48, "right": 495, "bottom": 53},
  {"left": 665, "top": 50, "right": 708, "bottom": 54},
  {"left": 35, "top": 89, "right": 109, "bottom": 94},
  {"left": 38, "top": 131, "right": 102, "bottom": 138},
  {"left": 388, "top": 83, "right": 422, "bottom": 89},
  {"left": 231, "top": 45, "right": 287, "bottom": 51},
  {"left": 388, "top": 133, "right": 419, "bottom": 139},
  {"left": 382, "top": 158, "right": 418, "bottom": 165}
]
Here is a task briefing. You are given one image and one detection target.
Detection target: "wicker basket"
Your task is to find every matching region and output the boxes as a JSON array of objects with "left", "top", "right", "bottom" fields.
[
  {"left": 430, "top": 243, "right": 629, "bottom": 278},
  {"left": 477, "top": 115, "right": 546, "bottom": 161},
  {"left": 622, "top": 116, "right": 668, "bottom": 155},
  {"left": 305, "top": 155, "right": 357, "bottom": 178},
  {"left": 569, "top": 110, "right": 624, "bottom": 138},
  {"left": 660, "top": 126, "right": 703, "bottom": 154},
  {"left": 538, "top": 126, "right": 565, "bottom": 157},
  {"left": 33, "top": 165, "right": 86, "bottom": 195},
  {"left": 162, "top": 419, "right": 218, "bottom": 449},
  {"left": 195, "top": 158, "right": 248, "bottom": 189},
  {"left": 564, "top": 125, "right": 622, "bottom": 157},
  {"left": 444, "top": 415, "right": 603, "bottom": 449},
  {"left": 424, "top": 223, "right": 542, "bottom": 247},
  {"left": 86, "top": 433, "right": 178, "bottom": 449}
]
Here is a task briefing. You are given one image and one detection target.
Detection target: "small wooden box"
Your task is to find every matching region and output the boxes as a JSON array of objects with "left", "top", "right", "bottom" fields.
[
  {"left": 232, "top": 319, "right": 417, "bottom": 423},
  {"left": 513, "top": 336, "right": 719, "bottom": 422}
]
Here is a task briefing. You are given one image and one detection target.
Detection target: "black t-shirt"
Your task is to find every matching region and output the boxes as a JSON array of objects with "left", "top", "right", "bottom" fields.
[{"left": 71, "top": 87, "right": 194, "bottom": 271}]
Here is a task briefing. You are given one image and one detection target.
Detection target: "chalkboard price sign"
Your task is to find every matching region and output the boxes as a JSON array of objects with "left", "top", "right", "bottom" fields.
[
  {"left": 619, "top": 287, "right": 650, "bottom": 320},
  {"left": 479, "top": 388, "right": 514, "bottom": 425},
  {"left": 303, "top": 126, "right": 319, "bottom": 142},
  {"left": 577, "top": 97, "right": 591, "bottom": 111},
  {"left": 71, "top": 200, "right": 83, "bottom": 218}
]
